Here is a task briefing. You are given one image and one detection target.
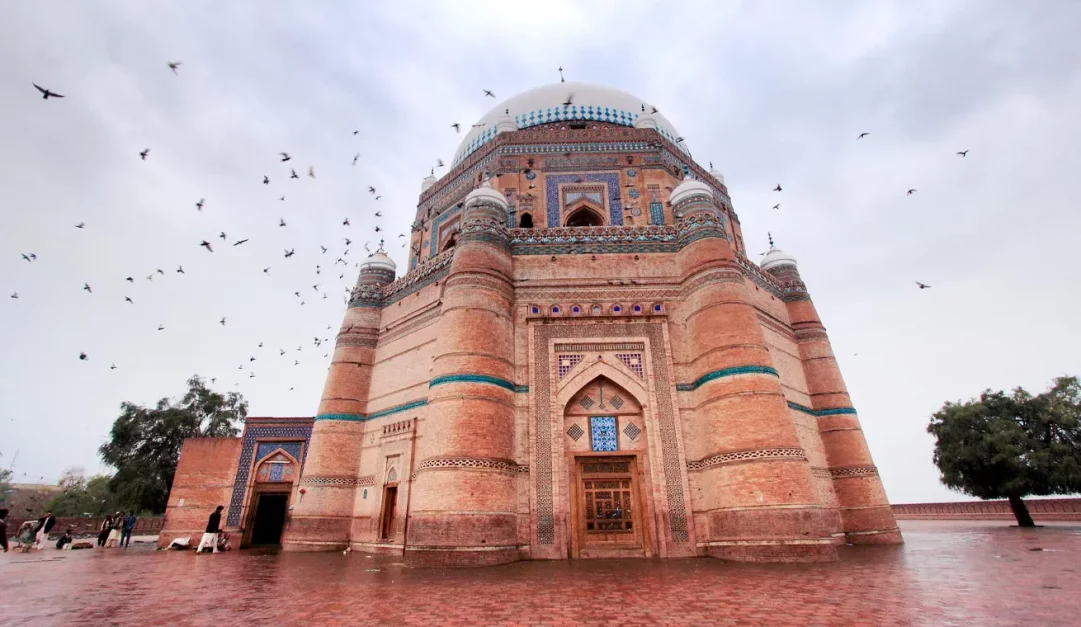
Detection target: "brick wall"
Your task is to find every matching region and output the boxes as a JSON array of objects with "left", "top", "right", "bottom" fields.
[
  {"left": 157, "top": 437, "right": 243, "bottom": 547},
  {"left": 892, "top": 498, "right": 1081, "bottom": 521},
  {"left": 7, "top": 516, "right": 163, "bottom": 539}
]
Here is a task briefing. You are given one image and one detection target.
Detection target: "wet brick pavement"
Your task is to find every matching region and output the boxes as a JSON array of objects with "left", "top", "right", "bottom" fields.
[{"left": 1, "top": 520, "right": 1078, "bottom": 626}]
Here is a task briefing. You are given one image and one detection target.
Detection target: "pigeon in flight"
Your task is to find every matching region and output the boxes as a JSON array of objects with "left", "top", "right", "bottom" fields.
[
  {"left": 436, "top": 158, "right": 444, "bottom": 168},
  {"left": 772, "top": 204, "right": 780, "bottom": 210},
  {"left": 915, "top": 281, "right": 931, "bottom": 289},
  {"left": 83, "top": 283, "right": 92, "bottom": 293},
  {"left": 352, "top": 153, "right": 359, "bottom": 166},
  {"left": 233, "top": 239, "right": 248, "bottom": 246},
  {"left": 280, "top": 349, "right": 287, "bottom": 356},
  {"left": 483, "top": 89, "right": 495, "bottom": 98},
  {"left": 21, "top": 253, "right": 37, "bottom": 262},
  {"left": 280, "top": 152, "right": 291, "bottom": 162},
  {"left": 263, "top": 267, "right": 271, "bottom": 274},
  {"left": 374, "top": 211, "right": 382, "bottom": 217},
  {"left": 176, "top": 265, "right": 185, "bottom": 274},
  {"left": 146, "top": 274, "right": 155, "bottom": 281},
  {"left": 857, "top": 132, "right": 869, "bottom": 139},
  {"left": 563, "top": 93, "right": 574, "bottom": 107},
  {"left": 956, "top": 150, "right": 969, "bottom": 157},
  {"left": 368, "top": 186, "right": 376, "bottom": 194},
  {"left": 374, "top": 226, "right": 382, "bottom": 233},
  {"left": 140, "top": 149, "right": 150, "bottom": 160},
  {"left": 157, "top": 324, "right": 165, "bottom": 331},
  {"left": 126, "top": 277, "right": 134, "bottom": 283},
  {"left": 125, "top": 296, "right": 133, "bottom": 304},
  {"left": 308, "top": 166, "right": 316, "bottom": 179},
  {"left": 284, "top": 248, "right": 295, "bottom": 258},
  {"left": 219, "top": 231, "right": 227, "bottom": 240},
  {"left": 168, "top": 61, "right": 181, "bottom": 75},
  {"left": 344, "top": 238, "right": 352, "bottom": 246},
  {"left": 374, "top": 195, "right": 381, "bottom": 200},
  {"left": 156, "top": 269, "right": 164, "bottom": 275},
  {"left": 279, "top": 218, "right": 287, "bottom": 227},
  {"left": 196, "top": 198, "right": 205, "bottom": 211},
  {"left": 907, "top": 189, "right": 917, "bottom": 196},
  {"left": 220, "top": 317, "right": 227, "bottom": 326},
  {"left": 290, "top": 169, "right": 299, "bottom": 179},
  {"left": 263, "top": 175, "right": 270, "bottom": 185},
  {"left": 451, "top": 123, "right": 460, "bottom": 133},
  {"left": 773, "top": 184, "right": 782, "bottom": 192},
  {"left": 353, "top": 130, "right": 359, "bottom": 135},
  {"left": 79, "top": 352, "right": 88, "bottom": 361},
  {"left": 110, "top": 364, "right": 117, "bottom": 370},
  {"left": 33, "top": 83, "right": 65, "bottom": 99},
  {"left": 9, "top": 292, "right": 16, "bottom": 299},
  {"left": 279, "top": 195, "right": 286, "bottom": 201},
  {"left": 74, "top": 222, "right": 85, "bottom": 229},
  {"left": 320, "top": 245, "right": 328, "bottom": 254},
  {"left": 398, "top": 233, "right": 405, "bottom": 238},
  {"left": 200, "top": 240, "right": 213, "bottom": 252}
]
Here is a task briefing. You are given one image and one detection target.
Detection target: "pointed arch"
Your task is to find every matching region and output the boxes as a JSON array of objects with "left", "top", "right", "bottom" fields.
[
  {"left": 565, "top": 205, "right": 605, "bottom": 227},
  {"left": 556, "top": 356, "right": 649, "bottom": 412}
]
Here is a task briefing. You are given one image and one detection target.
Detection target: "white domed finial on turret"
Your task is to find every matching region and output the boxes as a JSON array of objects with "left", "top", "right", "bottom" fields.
[
  {"left": 709, "top": 160, "right": 725, "bottom": 186},
  {"left": 760, "top": 232, "right": 798, "bottom": 271},
  {"left": 495, "top": 108, "right": 518, "bottom": 135},
  {"left": 464, "top": 173, "right": 508, "bottom": 211},
  {"left": 634, "top": 102, "right": 658, "bottom": 130},
  {"left": 421, "top": 169, "right": 437, "bottom": 193}
]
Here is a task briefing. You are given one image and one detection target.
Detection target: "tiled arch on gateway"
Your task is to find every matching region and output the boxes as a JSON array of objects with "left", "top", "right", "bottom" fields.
[{"left": 160, "top": 82, "right": 901, "bottom": 565}]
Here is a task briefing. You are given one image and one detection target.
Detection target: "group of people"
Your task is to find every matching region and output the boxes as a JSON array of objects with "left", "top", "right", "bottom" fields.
[
  {"left": 97, "top": 511, "right": 138, "bottom": 548},
  {"left": 0, "top": 508, "right": 137, "bottom": 552}
]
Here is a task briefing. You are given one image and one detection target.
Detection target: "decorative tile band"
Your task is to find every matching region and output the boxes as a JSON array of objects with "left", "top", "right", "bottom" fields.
[
  {"left": 514, "top": 385, "right": 530, "bottom": 393},
  {"left": 687, "top": 447, "right": 807, "bottom": 471},
  {"left": 830, "top": 466, "right": 878, "bottom": 478},
  {"left": 787, "top": 402, "right": 858, "bottom": 417},
  {"left": 678, "top": 365, "right": 780, "bottom": 391},
  {"left": 414, "top": 457, "right": 522, "bottom": 476},
  {"left": 300, "top": 475, "right": 373, "bottom": 487},
  {"left": 314, "top": 399, "right": 428, "bottom": 423},
  {"left": 429, "top": 373, "right": 517, "bottom": 391}
]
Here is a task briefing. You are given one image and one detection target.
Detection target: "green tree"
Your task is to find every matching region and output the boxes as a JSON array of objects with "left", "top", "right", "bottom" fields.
[
  {"left": 99, "top": 376, "right": 247, "bottom": 514},
  {"left": 0, "top": 467, "right": 13, "bottom": 505},
  {"left": 928, "top": 376, "right": 1081, "bottom": 526},
  {"left": 46, "top": 467, "right": 124, "bottom": 517}
]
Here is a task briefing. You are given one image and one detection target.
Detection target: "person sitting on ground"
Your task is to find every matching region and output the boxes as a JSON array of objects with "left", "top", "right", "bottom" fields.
[
  {"left": 216, "top": 531, "right": 232, "bottom": 552},
  {"left": 55, "top": 527, "right": 74, "bottom": 550}
]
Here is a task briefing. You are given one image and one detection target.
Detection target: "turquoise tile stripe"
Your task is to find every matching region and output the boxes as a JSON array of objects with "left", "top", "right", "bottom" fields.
[
  {"left": 314, "top": 399, "right": 427, "bottom": 423},
  {"left": 430, "top": 373, "right": 517, "bottom": 391},
  {"left": 787, "top": 401, "right": 858, "bottom": 417},
  {"left": 678, "top": 365, "right": 780, "bottom": 391},
  {"left": 514, "top": 385, "right": 530, "bottom": 393}
]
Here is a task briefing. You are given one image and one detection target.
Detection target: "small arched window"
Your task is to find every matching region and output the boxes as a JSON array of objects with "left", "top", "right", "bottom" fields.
[
  {"left": 441, "top": 234, "right": 457, "bottom": 252},
  {"left": 565, "top": 207, "right": 604, "bottom": 227},
  {"left": 519, "top": 213, "right": 534, "bottom": 228}
]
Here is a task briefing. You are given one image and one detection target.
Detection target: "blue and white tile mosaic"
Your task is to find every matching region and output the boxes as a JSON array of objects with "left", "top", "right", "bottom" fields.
[
  {"left": 590, "top": 416, "right": 619, "bottom": 452},
  {"left": 545, "top": 173, "right": 623, "bottom": 227},
  {"left": 227, "top": 427, "right": 312, "bottom": 527}
]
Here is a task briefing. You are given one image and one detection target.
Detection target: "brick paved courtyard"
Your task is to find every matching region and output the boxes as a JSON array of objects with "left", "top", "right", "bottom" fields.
[{"left": 1, "top": 520, "right": 1078, "bottom": 626}]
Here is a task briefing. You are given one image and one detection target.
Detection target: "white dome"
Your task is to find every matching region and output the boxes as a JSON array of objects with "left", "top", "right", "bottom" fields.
[
  {"left": 669, "top": 178, "right": 714, "bottom": 206},
  {"left": 760, "top": 245, "right": 797, "bottom": 271},
  {"left": 710, "top": 168, "right": 725, "bottom": 185},
  {"left": 421, "top": 172, "right": 437, "bottom": 193},
  {"left": 453, "top": 82, "right": 688, "bottom": 165},
  {"left": 464, "top": 177, "right": 508, "bottom": 210},
  {"left": 362, "top": 251, "right": 397, "bottom": 272}
]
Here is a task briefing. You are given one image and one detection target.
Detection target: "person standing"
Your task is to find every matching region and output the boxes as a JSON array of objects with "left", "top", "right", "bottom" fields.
[
  {"left": 97, "top": 514, "right": 113, "bottom": 547},
  {"left": 105, "top": 511, "right": 123, "bottom": 548},
  {"left": 120, "top": 511, "right": 137, "bottom": 548},
  {"left": 33, "top": 511, "right": 56, "bottom": 550},
  {"left": 0, "top": 508, "right": 9, "bottom": 552},
  {"left": 195, "top": 505, "right": 224, "bottom": 554}
]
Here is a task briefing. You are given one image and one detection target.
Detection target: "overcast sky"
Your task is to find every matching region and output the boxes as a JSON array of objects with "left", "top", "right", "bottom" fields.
[{"left": 2, "top": 1, "right": 1079, "bottom": 503}]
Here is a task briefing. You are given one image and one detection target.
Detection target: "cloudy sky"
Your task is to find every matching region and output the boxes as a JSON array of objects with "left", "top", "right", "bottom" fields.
[{"left": 2, "top": 0, "right": 1079, "bottom": 503}]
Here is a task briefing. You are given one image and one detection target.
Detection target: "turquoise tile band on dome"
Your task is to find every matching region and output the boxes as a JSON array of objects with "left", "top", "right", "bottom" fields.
[
  {"left": 676, "top": 365, "right": 780, "bottom": 391},
  {"left": 315, "top": 399, "right": 428, "bottom": 422},
  {"left": 787, "top": 401, "right": 858, "bottom": 417},
  {"left": 429, "top": 373, "right": 517, "bottom": 392}
]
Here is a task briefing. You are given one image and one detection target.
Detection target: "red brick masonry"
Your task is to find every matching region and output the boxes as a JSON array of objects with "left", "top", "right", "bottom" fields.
[{"left": 892, "top": 498, "right": 1081, "bottom": 521}]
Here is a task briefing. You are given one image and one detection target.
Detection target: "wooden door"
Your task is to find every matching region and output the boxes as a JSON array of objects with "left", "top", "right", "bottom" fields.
[
  {"left": 574, "top": 457, "right": 644, "bottom": 557},
  {"left": 379, "top": 485, "right": 398, "bottom": 540}
]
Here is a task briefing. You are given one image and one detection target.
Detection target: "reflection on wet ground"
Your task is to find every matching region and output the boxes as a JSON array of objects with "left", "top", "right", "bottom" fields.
[{"left": 1, "top": 520, "right": 1078, "bottom": 626}]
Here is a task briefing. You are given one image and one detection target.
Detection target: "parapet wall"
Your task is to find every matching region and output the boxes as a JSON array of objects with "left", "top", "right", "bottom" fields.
[{"left": 892, "top": 498, "right": 1081, "bottom": 521}]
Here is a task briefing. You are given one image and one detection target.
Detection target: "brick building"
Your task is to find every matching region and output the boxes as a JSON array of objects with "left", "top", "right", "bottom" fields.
[{"left": 160, "top": 82, "right": 900, "bottom": 565}]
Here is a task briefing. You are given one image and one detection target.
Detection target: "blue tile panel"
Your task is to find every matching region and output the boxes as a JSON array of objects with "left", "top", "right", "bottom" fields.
[
  {"left": 227, "top": 425, "right": 313, "bottom": 527},
  {"left": 590, "top": 416, "right": 619, "bottom": 452},
  {"left": 255, "top": 441, "right": 303, "bottom": 462},
  {"left": 676, "top": 365, "right": 780, "bottom": 392},
  {"left": 649, "top": 202, "right": 664, "bottom": 225},
  {"left": 544, "top": 173, "right": 623, "bottom": 227},
  {"left": 787, "top": 401, "right": 858, "bottom": 417},
  {"left": 428, "top": 203, "right": 462, "bottom": 257},
  {"left": 314, "top": 399, "right": 428, "bottom": 423},
  {"left": 429, "top": 373, "right": 517, "bottom": 392}
]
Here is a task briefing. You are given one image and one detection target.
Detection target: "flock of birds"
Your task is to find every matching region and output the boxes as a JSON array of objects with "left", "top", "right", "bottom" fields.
[{"left": 766, "top": 132, "right": 972, "bottom": 291}]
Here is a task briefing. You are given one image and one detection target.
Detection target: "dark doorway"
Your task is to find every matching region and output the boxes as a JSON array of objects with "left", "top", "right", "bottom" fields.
[
  {"left": 250, "top": 493, "right": 288, "bottom": 546},
  {"left": 566, "top": 207, "right": 604, "bottom": 227},
  {"left": 519, "top": 213, "right": 534, "bottom": 228},
  {"left": 379, "top": 485, "right": 398, "bottom": 540}
]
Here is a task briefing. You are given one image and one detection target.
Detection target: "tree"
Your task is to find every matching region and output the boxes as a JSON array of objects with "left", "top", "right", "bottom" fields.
[
  {"left": 0, "top": 467, "right": 13, "bottom": 505},
  {"left": 99, "top": 376, "right": 247, "bottom": 514},
  {"left": 46, "top": 467, "right": 124, "bottom": 517},
  {"left": 928, "top": 376, "right": 1081, "bottom": 526}
]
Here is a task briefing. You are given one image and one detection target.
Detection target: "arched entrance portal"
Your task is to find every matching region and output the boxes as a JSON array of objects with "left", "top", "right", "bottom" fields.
[
  {"left": 561, "top": 374, "right": 653, "bottom": 558},
  {"left": 244, "top": 450, "right": 298, "bottom": 547}
]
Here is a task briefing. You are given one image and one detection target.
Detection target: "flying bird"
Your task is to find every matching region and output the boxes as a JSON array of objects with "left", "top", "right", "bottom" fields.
[
  {"left": 483, "top": 89, "right": 495, "bottom": 98},
  {"left": 374, "top": 195, "right": 381, "bottom": 201},
  {"left": 125, "top": 277, "right": 134, "bottom": 283},
  {"left": 284, "top": 248, "right": 295, "bottom": 258},
  {"left": 220, "top": 317, "right": 226, "bottom": 326},
  {"left": 562, "top": 93, "right": 574, "bottom": 107},
  {"left": 176, "top": 265, "right": 184, "bottom": 274},
  {"left": 125, "top": 297, "right": 133, "bottom": 304},
  {"left": 772, "top": 204, "right": 780, "bottom": 210},
  {"left": 167, "top": 61, "right": 181, "bottom": 75},
  {"left": 196, "top": 198, "right": 204, "bottom": 211},
  {"left": 290, "top": 169, "right": 299, "bottom": 179},
  {"left": 352, "top": 153, "right": 359, "bottom": 166},
  {"left": 353, "top": 130, "right": 359, "bottom": 135},
  {"left": 451, "top": 123, "right": 460, "bottom": 133},
  {"left": 915, "top": 281, "right": 931, "bottom": 290},
  {"left": 140, "top": 149, "right": 150, "bottom": 160},
  {"left": 110, "top": 364, "right": 117, "bottom": 370},
  {"left": 857, "top": 132, "right": 869, "bottom": 139},
  {"left": 200, "top": 240, "right": 213, "bottom": 252},
  {"left": 33, "top": 83, "right": 65, "bottom": 99},
  {"left": 398, "top": 233, "right": 405, "bottom": 238},
  {"left": 21, "top": 253, "right": 34, "bottom": 262},
  {"left": 279, "top": 195, "right": 286, "bottom": 201},
  {"left": 83, "top": 283, "right": 92, "bottom": 293},
  {"left": 436, "top": 158, "right": 444, "bottom": 168},
  {"left": 956, "top": 150, "right": 969, "bottom": 157},
  {"left": 374, "top": 211, "right": 382, "bottom": 217},
  {"left": 374, "top": 226, "right": 382, "bottom": 232},
  {"left": 75, "top": 222, "right": 85, "bottom": 229},
  {"left": 907, "top": 189, "right": 917, "bottom": 196},
  {"left": 79, "top": 352, "right": 88, "bottom": 361},
  {"left": 157, "top": 324, "right": 165, "bottom": 331},
  {"left": 280, "top": 152, "right": 291, "bottom": 162},
  {"left": 263, "top": 267, "right": 271, "bottom": 274},
  {"left": 156, "top": 269, "right": 164, "bottom": 275},
  {"left": 219, "top": 231, "right": 227, "bottom": 240},
  {"left": 773, "top": 184, "right": 782, "bottom": 192},
  {"left": 320, "top": 245, "right": 328, "bottom": 253},
  {"left": 368, "top": 186, "right": 376, "bottom": 194},
  {"left": 279, "top": 218, "right": 287, "bottom": 227},
  {"left": 263, "top": 175, "right": 270, "bottom": 185},
  {"left": 233, "top": 238, "right": 248, "bottom": 246},
  {"left": 9, "top": 292, "right": 16, "bottom": 299},
  {"left": 308, "top": 166, "right": 316, "bottom": 178},
  {"left": 344, "top": 238, "right": 352, "bottom": 246}
]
